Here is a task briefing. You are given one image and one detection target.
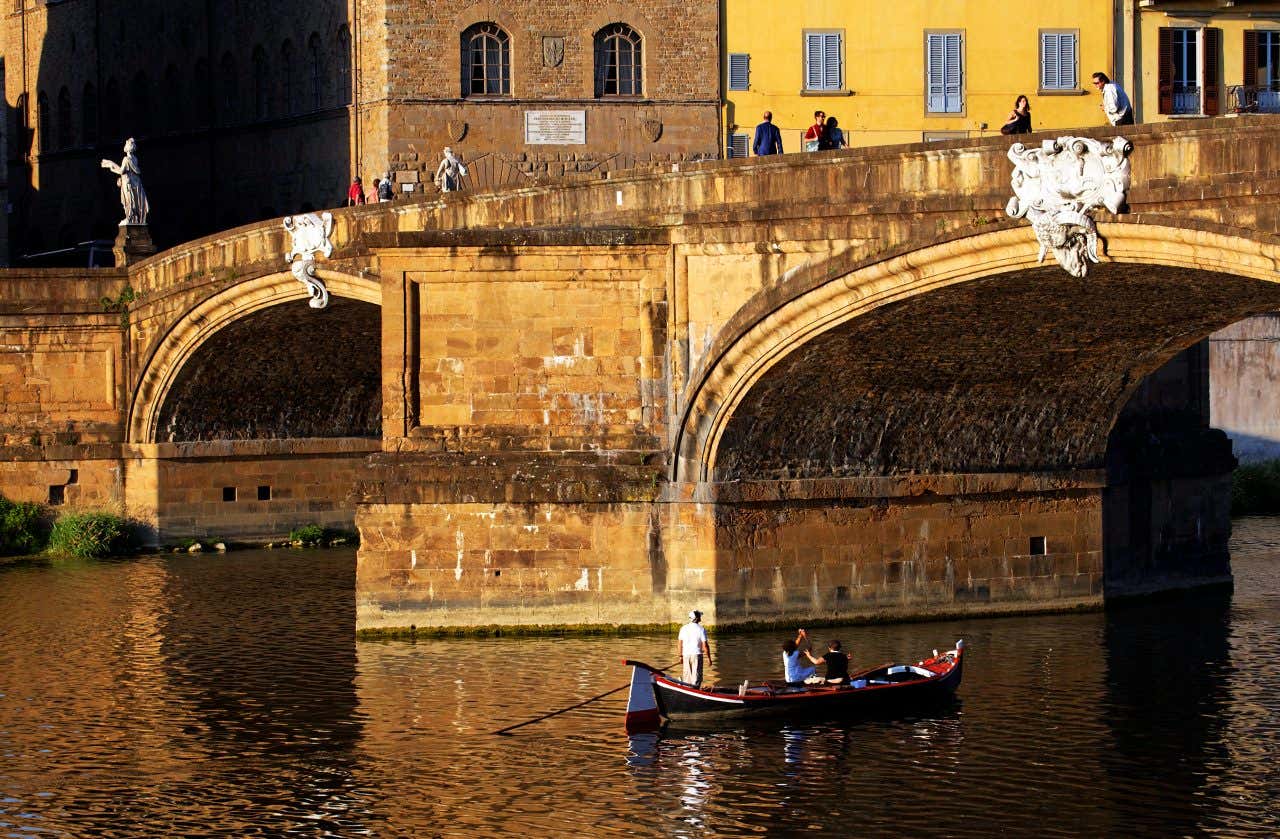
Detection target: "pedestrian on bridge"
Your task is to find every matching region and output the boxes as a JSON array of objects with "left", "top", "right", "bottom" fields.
[
  {"left": 347, "top": 176, "right": 365, "bottom": 206},
  {"left": 753, "top": 111, "right": 784, "bottom": 156},
  {"left": 1092, "top": 72, "right": 1134, "bottom": 126}
]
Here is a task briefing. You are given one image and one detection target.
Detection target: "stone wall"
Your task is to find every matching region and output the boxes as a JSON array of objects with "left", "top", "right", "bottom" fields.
[
  {"left": 1209, "top": 315, "right": 1280, "bottom": 463},
  {"left": 123, "top": 439, "right": 378, "bottom": 543},
  {"left": 354, "top": 468, "right": 1105, "bottom": 631},
  {"left": 377, "top": 0, "right": 720, "bottom": 191},
  {"left": 4, "top": 0, "right": 353, "bottom": 258}
]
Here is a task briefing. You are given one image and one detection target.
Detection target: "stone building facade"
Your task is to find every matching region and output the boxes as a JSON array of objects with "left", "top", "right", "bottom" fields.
[{"left": 2, "top": 0, "right": 720, "bottom": 262}]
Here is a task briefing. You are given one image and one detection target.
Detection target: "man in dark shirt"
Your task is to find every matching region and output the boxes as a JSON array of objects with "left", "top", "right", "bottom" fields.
[
  {"left": 804, "top": 638, "right": 850, "bottom": 683},
  {"left": 752, "top": 111, "right": 784, "bottom": 156}
]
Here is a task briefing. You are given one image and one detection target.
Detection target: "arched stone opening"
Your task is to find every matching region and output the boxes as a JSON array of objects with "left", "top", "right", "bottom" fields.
[
  {"left": 122, "top": 271, "right": 382, "bottom": 545},
  {"left": 677, "top": 224, "right": 1280, "bottom": 619},
  {"left": 155, "top": 298, "right": 380, "bottom": 442},
  {"left": 713, "top": 263, "right": 1280, "bottom": 481}
]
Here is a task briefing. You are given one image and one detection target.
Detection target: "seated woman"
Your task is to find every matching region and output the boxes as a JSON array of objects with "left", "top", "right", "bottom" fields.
[
  {"left": 782, "top": 629, "right": 817, "bottom": 685},
  {"left": 802, "top": 639, "right": 851, "bottom": 684}
]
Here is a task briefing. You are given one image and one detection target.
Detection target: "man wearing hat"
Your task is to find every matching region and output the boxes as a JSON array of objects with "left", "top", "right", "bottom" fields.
[{"left": 677, "top": 610, "right": 712, "bottom": 688}]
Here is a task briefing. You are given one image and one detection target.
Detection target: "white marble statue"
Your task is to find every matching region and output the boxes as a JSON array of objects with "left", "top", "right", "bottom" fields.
[
  {"left": 1005, "top": 136, "right": 1133, "bottom": 278},
  {"left": 434, "top": 146, "right": 468, "bottom": 193},
  {"left": 100, "top": 137, "right": 150, "bottom": 226},
  {"left": 283, "top": 211, "right": 335, "bottom": 309}
]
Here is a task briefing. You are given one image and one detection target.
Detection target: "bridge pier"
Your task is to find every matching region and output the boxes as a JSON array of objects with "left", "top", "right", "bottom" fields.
[{"left": 352, "top": 459, "right": 1122, "bottom": 632}]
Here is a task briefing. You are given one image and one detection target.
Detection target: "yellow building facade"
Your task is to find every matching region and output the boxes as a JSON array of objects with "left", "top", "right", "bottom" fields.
[
  {"left": 723, "top": 0, "right": 1118, "bottom": 153},
  {"left": 1122, "top": 1, "right": 1280, "bottom": 122}
]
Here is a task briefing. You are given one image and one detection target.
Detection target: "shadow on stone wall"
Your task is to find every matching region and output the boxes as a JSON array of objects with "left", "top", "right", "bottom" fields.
[{"left": 10, "top": 0, "right": 352, "bottom": 263}]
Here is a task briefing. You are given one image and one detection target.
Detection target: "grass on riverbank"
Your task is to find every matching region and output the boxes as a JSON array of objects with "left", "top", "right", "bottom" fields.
[
  {"left": 0, "top": 494, "right": 136, "bottom": 560},
  {"left": 46, "top": 512, "right": 131, "bottom": 559},
  {"left": 1232, "top": 460, "right": 1280, "bottom": 517}
]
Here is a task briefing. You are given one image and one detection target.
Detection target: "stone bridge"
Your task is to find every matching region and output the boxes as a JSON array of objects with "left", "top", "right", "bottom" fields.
[{"left": 6, "top": 116, "right": 1280, "bottom": 631}]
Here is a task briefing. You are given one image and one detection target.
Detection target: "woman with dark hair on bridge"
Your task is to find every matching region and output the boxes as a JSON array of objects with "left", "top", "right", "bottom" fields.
[{"left": 1001, "top": 95, "right": 1032, "bottom": 135}]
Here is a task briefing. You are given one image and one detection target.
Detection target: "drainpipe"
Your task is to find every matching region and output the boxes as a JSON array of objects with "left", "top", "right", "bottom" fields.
[{"left": 352, "top": 0, "right": 361, "bottom": 180}]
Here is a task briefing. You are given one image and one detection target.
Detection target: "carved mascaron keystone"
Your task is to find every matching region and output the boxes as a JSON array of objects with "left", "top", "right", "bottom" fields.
[
  {"left": 283, "top": 212, "right": 335, "bottom": 309},
  {"left": 1005, "top": 136, "right": 1133, "bottom": 278}
]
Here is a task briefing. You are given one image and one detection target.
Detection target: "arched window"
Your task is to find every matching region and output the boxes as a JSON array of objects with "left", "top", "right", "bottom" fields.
[
  {"left": 280, "top": 40, "right": 295, "bottom": 115},
  {"left": 219, "top": 52, "right": 237, "bottom": 123},
  {"left": 252, "top": 46, "right": 269, "bottom": 119},
  {"left": 336, "top": 25, "right": 352, "bottom": 106},
  {"left": 56, "top": 86, "right": 72, "bottom": 148},
  {"left": 103, "top": 78, "right": 121, "bottom": 141},
  {"left": 594, "top": 23, "right": 642, "bottom": 97},
  {"left": 37, "top": 92, "right": 50, "bottom": 153},
  {"left": 164, "top": 64, "right": 184, "bottom": 131},
  {"left": 461, "top": 22, "right": 510, "bottom": 96},
  {"left": 191, "top": 58, "right": 210, "bottom": 127},
  {"left": 308, "top": 32, "right": 324, "bottom": 110},
  {"left": 82, "top": 82, "right": 98, "bottom": 145},
  {"left": 130, "top": 71, "right": 151, "bottom": 135}
]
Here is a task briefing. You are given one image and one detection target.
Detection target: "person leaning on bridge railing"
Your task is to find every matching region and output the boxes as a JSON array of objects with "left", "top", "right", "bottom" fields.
[{"left": 1092, "top": 72, "right": 1134, "bottom": 126}]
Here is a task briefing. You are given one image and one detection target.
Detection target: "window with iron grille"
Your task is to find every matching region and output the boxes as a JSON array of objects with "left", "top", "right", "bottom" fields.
[
  {"left": 1039, "top": 31, "right": 1077, "bottom": 91},
  {"left": 728, "top": 53, "right": 750, "bottom": 91},
  {"left": 595, "top": 23, "right": 643, "bottom": 96},
  {"left": 804, "top": 31, "right": 842, "bottom": 91},
  {"left": 463, "top": 22, "right": 511, "bottom": 96},
  {"left": 926, "top": 32, "right": 964, "bottom": 113},
  {"left": 728, "top": 133, "right": 749, "bottom": 158}
]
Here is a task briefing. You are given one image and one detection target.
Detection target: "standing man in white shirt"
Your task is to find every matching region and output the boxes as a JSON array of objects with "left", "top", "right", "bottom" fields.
[
  {"left": 1092, "top": 72, "right": 1134, "bottom": 126},
  {"left": 677, "top": 610, "right": 712, "bottom": 688}
]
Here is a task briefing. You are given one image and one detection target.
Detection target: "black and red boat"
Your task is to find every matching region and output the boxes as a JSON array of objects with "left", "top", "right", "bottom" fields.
[{"left": 624, "top": 640, "right": 965, "bottom": 731}]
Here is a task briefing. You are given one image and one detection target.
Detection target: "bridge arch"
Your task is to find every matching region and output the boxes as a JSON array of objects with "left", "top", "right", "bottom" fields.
[
  {"left": 675, "top": 221, "right": 1280, "bottom": 483},
  {"left": 127, "top": 269, "right": 381, "bottom": 444}
]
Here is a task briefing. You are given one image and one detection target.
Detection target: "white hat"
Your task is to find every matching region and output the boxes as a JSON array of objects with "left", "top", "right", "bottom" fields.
[{"left": 688, "top": 610, "right": 702, "bottom": 621}]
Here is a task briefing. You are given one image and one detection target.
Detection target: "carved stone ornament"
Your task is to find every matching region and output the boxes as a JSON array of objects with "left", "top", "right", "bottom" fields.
[
  {"left": 283, "top": 211, "right": 335, "bottom": 309},
  {"left": 1005, "top": 136, "right": 1133, "bottom": 278},
  {"left": 641, "top": 118, "right": 663, "bottom": 143},
  {"left": 542, "top": 36, "right": 564, "bottom": 68},
  {"left": 447, "top": 120, "right": 468, "bottom": 143}
]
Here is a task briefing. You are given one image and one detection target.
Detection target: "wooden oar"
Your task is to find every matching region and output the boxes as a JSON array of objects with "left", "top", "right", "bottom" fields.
[{"left": 492, "top": 658, "right": 680, "bottom": 736}]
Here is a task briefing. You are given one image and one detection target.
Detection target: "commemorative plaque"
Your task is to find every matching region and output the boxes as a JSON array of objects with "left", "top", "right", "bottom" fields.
[{"left": 524, "top": 110, "right": 586, "bottom": 145}]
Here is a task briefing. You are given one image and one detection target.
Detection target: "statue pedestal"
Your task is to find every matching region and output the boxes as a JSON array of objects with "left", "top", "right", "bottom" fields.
[{"left": 113, "top": 224, "right": 156, "bottom": 267}]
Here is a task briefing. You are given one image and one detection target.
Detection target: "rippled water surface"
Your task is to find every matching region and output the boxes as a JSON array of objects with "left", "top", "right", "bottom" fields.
[{"left": 3, "top": 521, "right": 1280, "bottom": 837}]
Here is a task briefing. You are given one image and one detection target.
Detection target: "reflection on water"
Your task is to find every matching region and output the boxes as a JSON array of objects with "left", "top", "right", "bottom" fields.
[{"left": 2, "top": 521, "right": 1280, "bottom": 836}]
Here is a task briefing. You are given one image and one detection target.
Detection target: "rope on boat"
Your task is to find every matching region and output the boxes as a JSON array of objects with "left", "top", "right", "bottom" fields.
[{"left": 492, "top": 658, "right": 680, "bottom": 736}]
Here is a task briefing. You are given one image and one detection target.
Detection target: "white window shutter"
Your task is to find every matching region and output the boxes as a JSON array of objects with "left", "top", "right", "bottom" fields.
[
  {"left": 823, "top": 33, "right": 841, "bottom": 90},
  {"left": 1059, "top": 33, "right": 1076, "bottom": 88},
  {"left": 728, "top": 133, "right": 749, "bottom": 158},
  {"left": 1041, "top": 33, "right": 1060, "bottom": 89},
  {"left": 927, "top": 34, "right": 945, "bottom": 111},
  {"left": 944, "top": 33, "right": 962, "bottom": 112},
  {"left": 728, "top": 53, "right": 750, "bottom": 91},
  {"left": 805, "top": 34, "right": 823, "bottom": 89}
]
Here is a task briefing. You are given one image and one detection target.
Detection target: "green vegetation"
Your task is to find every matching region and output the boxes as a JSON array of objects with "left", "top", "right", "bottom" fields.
[
  {"left": 100, "top": 284, "right": 136, "bottom": 328},
  {"left": 0, "top": 496, "right": 48, "bottom": 556},
  {"left": 1231, "top": 459, "right": 1280, "bottom": 517},
  {"left": 286, "top": 525, "right": 359, "bottom": 547},
  {"left": 46, "top": 512, "right": 130, "bottom": 559},
  {"left": 288, "top": 524, "right": 326, "bottom": 546}
]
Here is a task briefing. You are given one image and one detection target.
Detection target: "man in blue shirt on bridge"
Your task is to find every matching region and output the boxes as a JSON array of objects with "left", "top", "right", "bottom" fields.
[{"left": 753, "top": 111, "right": 784, "bottom": 156}]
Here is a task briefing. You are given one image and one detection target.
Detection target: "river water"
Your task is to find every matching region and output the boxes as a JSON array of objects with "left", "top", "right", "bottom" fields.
[{"left": 2, "top": 521, "right": 1279, "bottom": 837}]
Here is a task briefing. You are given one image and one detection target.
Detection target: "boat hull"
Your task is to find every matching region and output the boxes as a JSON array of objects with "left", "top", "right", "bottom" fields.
[{"left": 628, "top": 645, "right": 964, "bottom": 726}]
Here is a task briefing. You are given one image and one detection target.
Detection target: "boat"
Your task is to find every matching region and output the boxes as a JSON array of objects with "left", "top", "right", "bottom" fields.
[{"left": 623, "top": 640, "right": 965, "bottom": 731}]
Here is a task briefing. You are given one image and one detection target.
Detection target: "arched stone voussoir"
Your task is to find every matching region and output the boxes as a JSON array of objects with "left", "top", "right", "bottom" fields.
[
  {"left": 127, "top": 268, "right": 381, "bottom": 444},
  {"left": 675, "top": 221, "right": 1280, "bottom": 484}
]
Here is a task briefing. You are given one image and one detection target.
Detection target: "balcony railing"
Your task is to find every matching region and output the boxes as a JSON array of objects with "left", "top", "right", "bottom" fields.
[
  {"left": 1228, "top": 84, "right": 1280, "bottom": 114},
  {"left": 1172, "top": 84, "right": 1201, "bottom": 115}
]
